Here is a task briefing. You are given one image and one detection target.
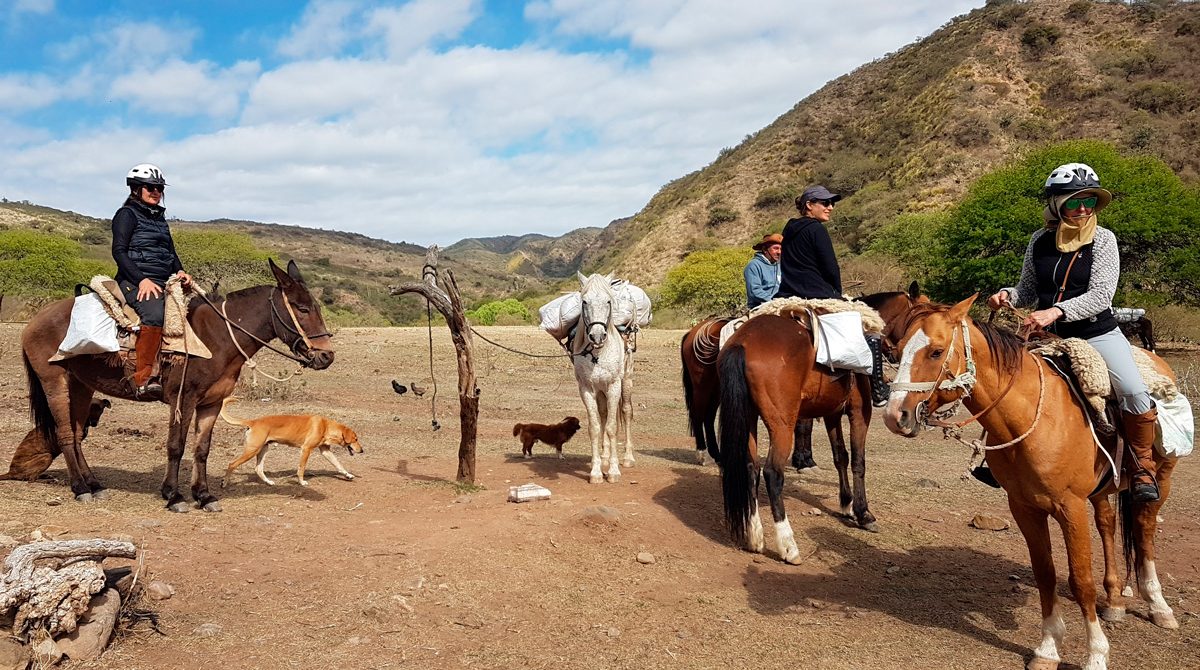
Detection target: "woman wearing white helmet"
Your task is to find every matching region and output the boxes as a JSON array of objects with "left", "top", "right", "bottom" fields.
[
  {"left": 986, "top": 163, "right": 1160, "bottom": 501},
  {"left": 112, "top": 163, "right": 193, "bottom": 400}
]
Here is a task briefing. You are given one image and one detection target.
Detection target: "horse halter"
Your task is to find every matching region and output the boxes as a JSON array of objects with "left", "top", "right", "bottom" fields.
[
  {"left": 269, "top": 287, "right": 332, "bottom": 361},
  {"left": 890, "top": 319, "right": 978, "bottom": 396}
]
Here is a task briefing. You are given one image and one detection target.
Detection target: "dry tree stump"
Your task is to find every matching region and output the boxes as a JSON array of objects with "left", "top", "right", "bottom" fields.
[{"left": 1, "top": 539, "right": 136, "bottom": 642}]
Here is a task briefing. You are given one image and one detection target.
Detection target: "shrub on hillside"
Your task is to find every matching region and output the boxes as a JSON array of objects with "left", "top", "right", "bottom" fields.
[
  {"left": 0, "top": 229, "right": 113, "bottom": 297},
  {"left": 173, "top": 230, "right": 272, "bottom": 289},
  {"left": 754, "top": 185, "right": 796, "bottom": 209},
  {"left": 660, "top": 247, "right": 752, "bottom": 315},
  {"left": 929, "top": 139, "right": 1200, "bottom": 305},
  {"left": 467, "top": 298, "right": 531, "bottom": 325},
  {"left": 1020, "top": 24, "right": 1063, "bottom": 59},
  {"left": 866, "top": 210, "right": 952, "bottom": 285},
  {"left": 707, "top": 207, "right": 738, "bottom": 227},
  {"left": 1064, "top": 1, "right": 1091, "bottom": 21},
  {"left": 1126, "top": 81, "right": 1193, "bottom": 114},
  {"left": 985, "top": 2, "right": 1027, "bottom": 29}
]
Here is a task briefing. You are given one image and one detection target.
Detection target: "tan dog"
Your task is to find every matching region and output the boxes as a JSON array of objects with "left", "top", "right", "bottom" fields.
[
  {"left": 513, "top": 416, "right": 581, "bottom": 459},
  {"left": 1, "top": 398, "right": 111, "bottom": 482},
  {"left": 219, "top": 397, "right": 363, "bottom": 487}
]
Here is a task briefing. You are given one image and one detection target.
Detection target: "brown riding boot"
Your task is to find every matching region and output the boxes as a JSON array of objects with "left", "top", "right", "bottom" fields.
[
  {"left": 133, "top": 325, "right": 164, "bottom": 400},
  {"left": 1123, "top": 407, "right": 1160, "bottom": 503}
]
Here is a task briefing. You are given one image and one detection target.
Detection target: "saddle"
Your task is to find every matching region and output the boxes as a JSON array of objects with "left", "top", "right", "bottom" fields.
[
  {"left": 52, "top": 275, "right": 212, "bottom": 363},
  {"left": 719, "top": 297, "right": 886, "bottom": 350},
  {"left": 1032, "top": 337, "right": 1180, "bottom": 493}
]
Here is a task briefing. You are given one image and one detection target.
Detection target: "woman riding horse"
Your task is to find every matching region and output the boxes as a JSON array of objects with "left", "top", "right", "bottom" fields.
[{"left": 987, "top": 163, "right": 1160, "bottom": 502}]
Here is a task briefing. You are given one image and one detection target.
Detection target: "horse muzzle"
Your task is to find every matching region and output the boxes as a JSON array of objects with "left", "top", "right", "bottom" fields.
[
  {"left": 587, "top": 325, "right": 607, "bottom": 347},
  {"left": 305, "top": 348, "right": 335, "bottom": 370},
  {"left": 883, "top": 396, "right": 921, "bottom": 438}
]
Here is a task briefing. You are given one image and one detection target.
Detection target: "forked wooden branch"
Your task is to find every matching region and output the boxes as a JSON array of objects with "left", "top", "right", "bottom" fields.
[
  {"left": 388, "top": 246, "right": 479, "bottom": 483},
  {"left": 1, "top": 539, "right": 137, "bottom": 639}
]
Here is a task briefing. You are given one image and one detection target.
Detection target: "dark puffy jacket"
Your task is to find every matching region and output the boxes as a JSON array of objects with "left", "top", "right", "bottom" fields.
[{"left": 112, "top": 197, "right": 183, "bottom": 283}]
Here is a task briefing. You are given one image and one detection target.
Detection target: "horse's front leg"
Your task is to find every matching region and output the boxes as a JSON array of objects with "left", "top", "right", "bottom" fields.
[
  {"left": 763, "top": 414, "right": 801, "bottom": 564},
  {"left": 190, "top": 402, "right": 223, "bottom": 512},
  {"left": 603, "top": 381, "right": 623, "bottom": 482},
  {"left": 1092, "top": 495, "right": 1125, "bottom": 621},
  {"left": 580, "top": 388, "right": 604, "bottom": 484},
  {"left": 1056, "top": 499, "right": 1109, "bottom": 670},
  {"left": 1010, "top": 502, "right": 1064, "bottom": 670},
  {"left": 161, "top": 401, "right": 196, "bottom": 512},
  {"left": 846, "top": 374, "right": 876, "bottom": 531}
]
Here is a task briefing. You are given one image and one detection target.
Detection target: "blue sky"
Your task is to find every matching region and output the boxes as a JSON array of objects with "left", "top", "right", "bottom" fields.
[{"left": 1, "top": 0, "right": 984, "bottom": 244}]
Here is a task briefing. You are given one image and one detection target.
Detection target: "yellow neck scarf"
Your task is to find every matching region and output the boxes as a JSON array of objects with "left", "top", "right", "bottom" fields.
[{"left": 1044, "top": 194, "right": 1098, "bottom": 252}]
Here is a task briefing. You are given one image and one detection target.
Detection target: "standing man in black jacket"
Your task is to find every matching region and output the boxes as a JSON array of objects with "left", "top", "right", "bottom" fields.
[{"left": 777, "top": 185, "right": 889, "bottom": 407}]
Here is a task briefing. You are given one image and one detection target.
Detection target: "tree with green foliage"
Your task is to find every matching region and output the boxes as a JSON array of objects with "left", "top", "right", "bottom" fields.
[
  {"left": 928, "top": 139, "right": 1200, "bottom": 305},
  {"left": 172, "top": 230, "right": 272, "bottom": 289},
  {"left": 660, "top": 247, "right": 753, "bottom": 314},
  {"left": 467, "top": 298, "right": 531, "bottom": 325},
  {"left": 866, "top": 210, "right": 951, "bottom": 285},
  {"left": 0, "top": 229, "right": 112, "bottom": 297}
]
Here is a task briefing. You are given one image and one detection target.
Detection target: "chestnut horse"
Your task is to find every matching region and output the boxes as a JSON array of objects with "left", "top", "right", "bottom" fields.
[
  {"left": 716, "top": 301, "right": 904, "bottom": 564},
  {"left": 21, "top": 259, "right": 334, "bottom": 512},
  {"left": 884, "top": 296, "right": 1178, "bottom": 670},
  {"left": 682, "top": 283, "right": 924, "bottom": 471}
]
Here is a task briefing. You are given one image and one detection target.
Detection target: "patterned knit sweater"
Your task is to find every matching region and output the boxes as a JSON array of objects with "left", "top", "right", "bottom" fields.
[{"left": 1002, "top": 226, "right": 1119, "bottom": 322}]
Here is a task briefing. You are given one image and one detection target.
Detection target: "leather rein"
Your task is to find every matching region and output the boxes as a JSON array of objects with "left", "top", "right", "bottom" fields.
[{"left": 193, "top": 288, "right": 330, "bottom": 367}]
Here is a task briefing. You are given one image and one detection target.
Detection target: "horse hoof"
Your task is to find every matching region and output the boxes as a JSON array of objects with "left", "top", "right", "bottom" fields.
[
  {"left": 622, "top": 458, "right": 634, "bottom": 468},
  {"left": 860, "top": 521, "right": 880, "bottom": 533},
  {"left": 1027, "top": 658, "right": 1059, "bottom": 670},
  {"left": 167, "top": 502, "right": 190, "bottom": 513},
  {"left": 797, "top": 465, "right": 820, "bottom": 473},
  {"left": 607, "top": 474, "right": 621, "bottom": 484},
  {"left": 1151, "top": 611, "right": 1179, "bottom": 630},
  {"left": 75, "top": 492, "right": 94, "bottom": 503},
  {"left": 782, "top": 548, "right": 803, "bottom": 565},
  {"left": 589, "top": 475, "right": 603, "bottom": 484},
  {"left": 523, "top": 453, "right": 531, "bottom": 459},
  {"left": 1099, "top": 607, "right": 1125, "bottom": 622},
  {"left": 696, "top": 452, "right": 708, "bottom": 466},
  {"left": 202, "top": 501, "right": 223, "bottom": 513},
  {"left": 91, "top": 489, "right": 111, "bottom": 501}
]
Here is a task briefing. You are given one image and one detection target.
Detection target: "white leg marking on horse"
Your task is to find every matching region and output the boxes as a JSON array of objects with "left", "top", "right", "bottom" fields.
[
  {"left": 890, "top": 328, "right": 929, "bottom": 403},
  {"left": 697, "top": 450, "right": 708, "bottom": 466},
  {"left": 1032, "top": 601, "right": 1065, "bottom": 664},
  {"left": 1140, "top": 559, "right": 1178, "bottom": 628},
  {"left": 1082, "top": 617, "right": 1110, "bottom": 670},
  {"left": 748, "top": 505, "right": 764, "bottom": 553},
  {"left": 774, "top": 519, "right": 801, "bottom": 564}
]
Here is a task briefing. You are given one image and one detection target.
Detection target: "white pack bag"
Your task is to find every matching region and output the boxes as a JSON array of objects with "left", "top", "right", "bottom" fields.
[
  {"left": 813, "top": 311, "right": 873, "bottom": 374},
  {"left": 1155, "top": 392, "right": 1194, "bottom": 458},
  {"left": 57, "top": 293, "right": 120, "bottom": 357},
  {"left": 539, "top": 293, "right": 582, "bottom": 340},
  {"left": 612, "top": 282, "right": 652, "bottom": 328}
]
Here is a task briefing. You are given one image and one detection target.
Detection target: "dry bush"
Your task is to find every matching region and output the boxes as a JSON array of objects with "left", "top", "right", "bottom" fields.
[{"left": 1148, "top": 305, "right": 1200, "bottom": 344}]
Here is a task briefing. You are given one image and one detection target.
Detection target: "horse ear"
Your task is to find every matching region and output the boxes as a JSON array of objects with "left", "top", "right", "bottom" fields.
[
  {"left": 908, "top": 280, "right": 920, "bottom": 300},
  {"left": 286, "top": 259, "right": 305, "bottom": 284},
  {"left": 948, "top": 293, "right": 978, "bottom": 322},
  {"left": 268, "top": 258, "right": 295, "bottom": 287},
  {"left": 577, "top": 271, "right": 588, "bottom": 285}
]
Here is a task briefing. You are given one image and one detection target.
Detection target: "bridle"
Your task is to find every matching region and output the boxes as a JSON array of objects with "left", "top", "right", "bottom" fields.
[
  {"left": 269, "top": 287, "right": 332, "bottom": 358},
  {"left": 573, "top": 288, "right": 615, "bottom": 362},
  {"left": 195, "top": 286, "right": 331, "bottom": 368},
  {"left": 891, "top": 313, "right": 1045, "bottom": 452}
]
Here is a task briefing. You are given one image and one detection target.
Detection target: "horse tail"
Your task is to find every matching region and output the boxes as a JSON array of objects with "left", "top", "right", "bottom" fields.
[
  {"left": 718, "top": 343, "right": 756, "bottom": 545},
  {"left": 1119, "top": 488, "right": 1140, "bottom": 588},
  {"left": 24, "top": 351, "right": 57, "bottom": 448},
  {"left": 681, "top": 334, "right": 698, "bottom": 438},
  {"left": 219, "top": 396, "right": 249, "bottom": 427}
]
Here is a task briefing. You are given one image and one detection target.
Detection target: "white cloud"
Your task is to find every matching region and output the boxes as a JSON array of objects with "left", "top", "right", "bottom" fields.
[
  {"left": 3, "top": 1, "right": 988, "bottom": 244},
  {"left": 366, "top": 0, "right": 479, "bottom": 58},
  {"left": 12, "top": 0, "right": 54, "bottom": 15},
  {"left": 110, "top": 59, "right": 260, "bottom": 118},
  {"left": 277, "top": 0, "right": 360, "bottom": 59}
]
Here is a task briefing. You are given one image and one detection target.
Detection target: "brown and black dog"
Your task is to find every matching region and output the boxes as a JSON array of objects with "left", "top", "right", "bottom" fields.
[
  {"left": 1, "top": 398, "right": 111, "bottom": 482},
  {"left": 219, "top": 397, "right": 363, "bottom": 487},
  {"left": 513, "top": 416, "right": 581, "bottom": 459}
]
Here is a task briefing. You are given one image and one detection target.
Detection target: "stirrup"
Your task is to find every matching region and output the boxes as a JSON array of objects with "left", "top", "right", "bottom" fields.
[
  {"left": 134, "top": 381, "right": 163, "bottom": 401},
  {"left": 1130, "top": 475, "right": 1160, "bottom": 503},
  {"left": 970, "top": 465, "right": 1002, "bottom": 489}
]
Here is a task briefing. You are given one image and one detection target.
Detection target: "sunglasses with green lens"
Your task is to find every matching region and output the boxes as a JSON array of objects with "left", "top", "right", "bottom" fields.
[{"left": 1063, "top": 196, "right": 1098, "bottom": 211}]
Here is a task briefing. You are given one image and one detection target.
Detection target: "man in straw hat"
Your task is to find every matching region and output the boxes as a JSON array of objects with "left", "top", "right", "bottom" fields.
[{"left": 744, "top": 233, "right": 782, "bottom": 308}]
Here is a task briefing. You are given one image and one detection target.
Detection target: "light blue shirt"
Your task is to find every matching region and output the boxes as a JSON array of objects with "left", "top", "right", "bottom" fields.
[{"left": 744, "top": 252, "right": 780, "bottom": 308}]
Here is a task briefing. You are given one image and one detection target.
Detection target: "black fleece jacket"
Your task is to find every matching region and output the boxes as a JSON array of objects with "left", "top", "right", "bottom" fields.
[{"left": 775, "top": 216, "right": 842, "bottom": 300}]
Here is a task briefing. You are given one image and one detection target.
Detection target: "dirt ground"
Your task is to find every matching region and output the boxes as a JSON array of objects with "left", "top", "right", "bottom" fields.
[{"left": 1, "top": 324, "right": 1198, "bottom": 670}]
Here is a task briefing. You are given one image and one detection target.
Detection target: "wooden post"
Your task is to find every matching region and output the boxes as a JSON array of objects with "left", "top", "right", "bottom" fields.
[{"left": 389, "top": 247, "right": 478, "bottom": 483}]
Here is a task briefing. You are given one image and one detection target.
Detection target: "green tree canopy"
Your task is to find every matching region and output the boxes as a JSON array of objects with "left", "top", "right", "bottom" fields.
[
  {"left": 467, "top": 298, "right": 531, "bottom": 325},
  {"left": 928, "top": 139, "right": 1200, "bottom": 305},
  {"left": 660, "top": 246, "right": 753, "bottom": 314},
  {"left": 0, "top": 229, "right": 112, "bottom": 297},
  {"left": 173, "top": 230, "right": 272, "bottom": 289}
]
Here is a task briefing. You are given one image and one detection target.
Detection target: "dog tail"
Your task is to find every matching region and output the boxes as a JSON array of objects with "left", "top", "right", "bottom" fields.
[
  {"left": 512, "top": 423, "right": 522, "bottom": 437},
  {"left": 219, "top": 396, "right": 250, "bottom": 427}
]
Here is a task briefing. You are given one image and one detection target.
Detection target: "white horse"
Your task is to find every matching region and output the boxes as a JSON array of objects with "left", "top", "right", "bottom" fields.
[{"left": 572, "top": 272, "right": 635, "bottom": 483}]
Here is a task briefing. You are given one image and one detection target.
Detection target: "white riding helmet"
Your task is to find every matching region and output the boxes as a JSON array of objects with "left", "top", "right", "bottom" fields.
[
  {"left": 1043, "top": 163, "right": 1100, "bottom": 197},
  {"left": 126, "top": 163, "right": 167, "bottom": 187}
]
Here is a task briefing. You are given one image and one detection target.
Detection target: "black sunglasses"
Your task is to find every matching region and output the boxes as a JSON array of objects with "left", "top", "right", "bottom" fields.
[
  {"left": 811, "top": 198, "right": 835, "bottom": 207},
  {"left": 141, "top": 184, "right": 164, "bottom": 193}
]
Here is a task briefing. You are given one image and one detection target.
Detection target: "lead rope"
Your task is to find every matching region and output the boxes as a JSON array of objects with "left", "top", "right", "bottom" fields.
[{"left": 221, "top": 301, "right": 302, "bottom": 383}]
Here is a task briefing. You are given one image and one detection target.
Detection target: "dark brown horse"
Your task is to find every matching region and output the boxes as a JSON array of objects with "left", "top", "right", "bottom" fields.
[
  {"left": 715, "top": 292, "right": 923, "bottom": 564},
  {"left": 21, "top": 259, "right": 334, "bottom": 512},
  {"left": 1119, "top": 315, "right": 1156, "bottom": 352},
  {"left": 681, "top": 283, "right": 924, "bottom": 472},
  {"left": 883, "top": 296, "right": 1179, "bottom": 670}
]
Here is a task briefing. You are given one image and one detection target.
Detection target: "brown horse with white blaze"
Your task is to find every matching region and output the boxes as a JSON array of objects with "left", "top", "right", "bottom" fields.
[
  {"left": 21, "top": 259, "right": 334, "bottom": 512},
  {"left": 883, "top": 296, "right": 1178, "bottom": 670}
]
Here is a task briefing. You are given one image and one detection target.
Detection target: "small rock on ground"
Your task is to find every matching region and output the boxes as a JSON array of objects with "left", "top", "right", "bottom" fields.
[
  {"left": 636, "top": 552, "right": 656, "bottom": 564},
  {"left": 147, "top": 580, "right": 175, "bottom": 600}
]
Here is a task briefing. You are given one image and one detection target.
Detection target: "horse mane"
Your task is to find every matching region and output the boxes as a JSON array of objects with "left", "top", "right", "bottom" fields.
[
  {"left": 857, "top": 291, "right": 905, "bottom": 310},
  {"left": 897, "top": 302, "right": 1025, "bottom": 373}
]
